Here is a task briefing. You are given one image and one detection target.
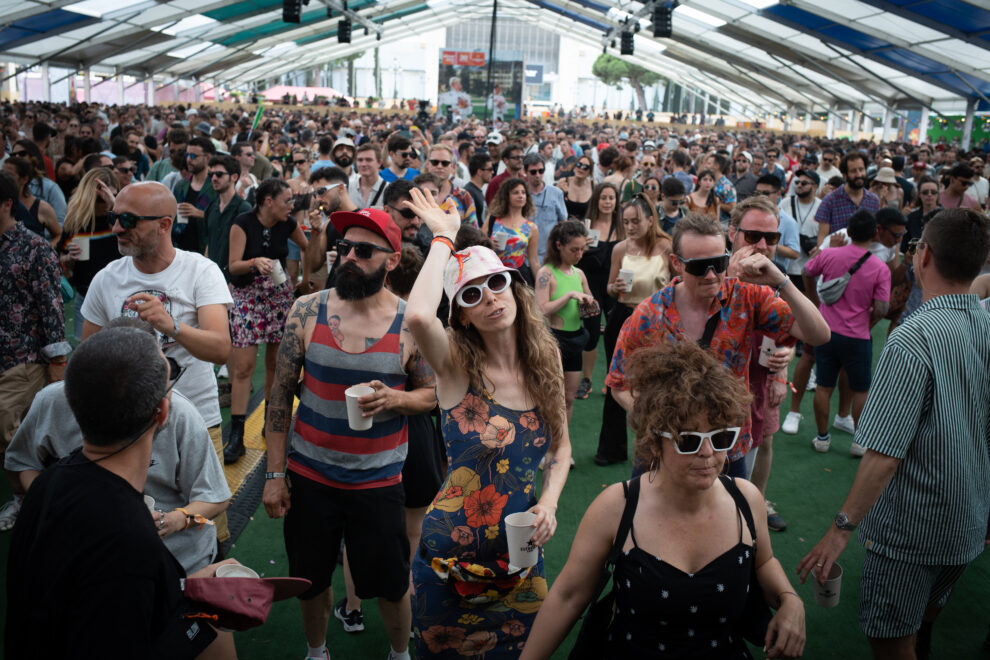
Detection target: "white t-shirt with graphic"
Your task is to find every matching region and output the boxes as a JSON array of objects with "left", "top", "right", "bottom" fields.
[{"left": 82, "top": 249, "right": 233, "bottom": 427}]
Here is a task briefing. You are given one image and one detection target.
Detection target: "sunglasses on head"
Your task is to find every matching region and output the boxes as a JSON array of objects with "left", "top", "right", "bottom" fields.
[
  {"left": 109, "top": 210, "right": 164, "bottom": 229},
  {"left": 429, "top": 159, "right": 451, "bottom": 168},
  {"left": 337, "top": 238, "right": 393, "bottom": 259},
  {"left": 456, "top": 271, "right": 512, "bottom": 308},
  {"left": 676, "top": 253, "right": 730, "bottom": 277},
  {"left": 659, "top": 428, "right": 740, "bottom": 454},
  {"left": 739, "top": 229, "right": 781, "bottom": 246}
]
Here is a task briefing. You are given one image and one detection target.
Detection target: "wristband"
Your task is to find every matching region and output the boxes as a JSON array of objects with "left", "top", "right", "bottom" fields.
[
  {"left": 176, "top": 507, "right": 192, "bottom": 530},
  {"left": 249, "top": 258, "right": 256, "bottom": 272},
  {"left": 774, "top": 377, "right": 797, "bottom": 393},
  {"left": 773, "top": 277, "right": 789, "bottom": 297},
  {"left": 431, "top": 236, "right": 455, "bottom": 254},
  {"left": 265, "top": 471, "right": 287, "bottom": 480}
]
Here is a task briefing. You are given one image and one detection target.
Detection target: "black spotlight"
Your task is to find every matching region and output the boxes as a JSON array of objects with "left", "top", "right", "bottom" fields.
[
  {"left": 338, "top": 18, "right": 352, "bottom": 43},
  {"left": 283, "top": 0, "right": 302, "bottom": 23},
  {"left": 653, "top": 4, "right": 673, "bottom": 38},
  {"left": 620, "top": 30, "right": 634, "bottom": 55}
]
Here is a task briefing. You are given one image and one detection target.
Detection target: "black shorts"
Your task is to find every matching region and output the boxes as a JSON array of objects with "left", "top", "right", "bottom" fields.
[
  {"left": 552, "top": 327, "right": 587, "bottom": 372},
  {"left": 402, "top": 411, "right": 445, "bottom": 508},
  {"left": 814, "top": 331, "right": 873, "bottom": 391},
  {"left": 284, "top": 472, "right": 410, "bottom": 602}
]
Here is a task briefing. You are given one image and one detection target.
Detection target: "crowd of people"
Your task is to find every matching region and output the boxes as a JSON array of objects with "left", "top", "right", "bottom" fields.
[{"left": 1, "top": 98, "right": 989, "bottom": 660}]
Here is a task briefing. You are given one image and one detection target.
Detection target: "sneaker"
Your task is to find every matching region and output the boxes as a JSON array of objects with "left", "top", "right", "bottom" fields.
[
  {"left": 833, "top": 414, "right": 856, "bottom": 435},
  {"left": 304, "top": 649, "right": 331, "bottom": 660},
  {"left": 575, "top": 377, "right": 591, "bottom": 400},
  {"left": 812, "top": 434, "right": 831, "bottom": 453},
  {"left": 805, "top": 371, "right": 817, "bottom": 391},
  {"left": 0, "top": 498, "right": 20, "bottom": 531},
  {"left": 781, "top": 411, "right": 802, "bottom": 435},
  {"left": 849, "top": 442, "right": 867, "bottom": 458},
  {"left": 333, "top": 598, "right": 364, "bottom": 633},
  {"left": 766, "top": 501, "right": 787, "bottom": 532}
]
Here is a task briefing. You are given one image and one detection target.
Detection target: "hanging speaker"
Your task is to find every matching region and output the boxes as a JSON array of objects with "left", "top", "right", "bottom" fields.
[
  {"left": 653, "top": 5, "right": 672, "bottom": 38},
  {"left": 620, "top": 31, "right": 634, "bottom": 55},
  {"left": 283, "top": 0, "right": 302, "bottom": 23},
  {"left": 338, "top": 18, "right": 352, "bottom": 43}
]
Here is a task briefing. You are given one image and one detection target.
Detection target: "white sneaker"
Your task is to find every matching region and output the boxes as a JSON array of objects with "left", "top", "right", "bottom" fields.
[
  {"left": 833, "top": 414, "right": 856, "bottom": 435},
  {"left": 812, "top": 435, "right": 831, "bottom": 453},
  {"left": 805, "top": 371, "right": 817, "bottom": 391},
  {"left": 849, "top": 442, "right": 867, "bottom": 457},
  {"left": 781, "top": 411, "right": 802, "bottom": 435},
  {"left": 0, "top": 498, "right": 20, "bottom": 531}
]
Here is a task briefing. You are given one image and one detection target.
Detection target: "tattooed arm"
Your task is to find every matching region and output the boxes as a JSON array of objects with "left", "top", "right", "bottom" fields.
[
  {"left": 530, "top": 418, "right": 572, "bottom": 548},
  {"left": 262, "top": 293, "right": 319, "bottom": 519}
]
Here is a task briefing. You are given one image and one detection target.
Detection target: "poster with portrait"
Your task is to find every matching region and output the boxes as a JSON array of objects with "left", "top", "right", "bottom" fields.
[{"left": 437, "top": 51, "right": 523, "bottom": 123}]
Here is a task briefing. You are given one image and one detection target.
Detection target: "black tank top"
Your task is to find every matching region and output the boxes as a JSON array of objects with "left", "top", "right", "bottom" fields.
[{"left": 605, "top": 478, "right": 755, "bottom": 659}]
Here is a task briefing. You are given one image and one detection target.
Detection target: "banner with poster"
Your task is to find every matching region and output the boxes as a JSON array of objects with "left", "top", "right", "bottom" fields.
[{"left": 437, "top": 50, "right": 523, "bottom": 124}]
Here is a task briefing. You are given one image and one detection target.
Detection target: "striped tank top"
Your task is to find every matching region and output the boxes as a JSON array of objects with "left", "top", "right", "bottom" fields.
[{"left": 287, "top": 290, "right": 408, "bottom": 490}]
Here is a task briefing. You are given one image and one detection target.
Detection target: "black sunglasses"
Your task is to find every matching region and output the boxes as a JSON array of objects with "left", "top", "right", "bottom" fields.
[
  {"left": 209, "top": 170, "right": 230, "bottom": 178},
  {"left": 429, "top": 159, "right": 451, "bottom": 167},
  {"left": 528, "top": 168, "right": 545, "bottom": 175},
  {"left": 293, "top": 160, "right": 307, "bottom": 166},
  {"left": 676, "top": 253, "right": 730, "bottom": 277},
  {"left": 109, "top": 210, "right": 165, "bottom": 229},
  {"left": 397, "top": 207, "right": 417, "bottom": 219},
  {"left": 575, "top": 163, "right": 591, "bottom": 170},
  {"left": 166, "top": 356, "right": 185, "bottom": 388},
  {"left": 337, "top": 239, "right": 393, "bottom": 259},
  {"left": 906, "top": 238, "right": 924, "bottom": 255},
  {"left": 116, "top": 166, "right": 136, "bottom": 174},
  {"left": 397, "top": 151, "right": 412, "bottom": 158},
  {"left": 10, "top": 150, "right": 28, "bottom": 158},
  {"left": 739, "top": 229, "right": 781, "bottom": 246}
]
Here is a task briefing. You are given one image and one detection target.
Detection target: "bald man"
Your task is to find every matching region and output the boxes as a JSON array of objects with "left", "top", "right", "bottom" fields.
[{"left": 81, "top": 182, "right": 234, "bottom": 546}]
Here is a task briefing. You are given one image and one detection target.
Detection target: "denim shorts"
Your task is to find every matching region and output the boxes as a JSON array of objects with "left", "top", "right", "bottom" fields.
[{"left": 814, "top": 331, "right": 873, "bottom": 391}]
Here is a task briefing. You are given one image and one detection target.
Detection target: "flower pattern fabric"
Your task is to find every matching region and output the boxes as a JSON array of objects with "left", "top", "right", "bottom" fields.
[
  {"left": 413, "top": 388, "right": 550, "bottom": 658},
  {"left": 605, "top": 277, "right": 796, "bottom": 460},
  {"left": 229, "top": 273, "right": 295, "bottom": 348},
  {"left": 490, "top": 219, "right": 535, "bottom": 269}
]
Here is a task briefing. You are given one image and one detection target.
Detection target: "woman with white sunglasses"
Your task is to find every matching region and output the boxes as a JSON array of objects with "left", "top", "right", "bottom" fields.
[
  {"left": 521, "top": 341, "right": 805, "bottom": 660},
  {"left": 405, "top": 188, "right": 572, "bottom": 657}
]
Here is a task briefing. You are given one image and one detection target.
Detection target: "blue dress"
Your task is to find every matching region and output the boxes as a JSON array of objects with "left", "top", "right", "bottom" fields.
[{"left": 412, "top": 388, "right": 549, "bottom": 658}]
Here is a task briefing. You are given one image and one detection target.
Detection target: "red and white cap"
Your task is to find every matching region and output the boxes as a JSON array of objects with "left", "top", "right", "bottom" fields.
[
  {"left": 443, "top": 245, "right": 517, "bottom": 303},
  {"left": 330, "top": 208, "right": 401, "bottom": 252}
]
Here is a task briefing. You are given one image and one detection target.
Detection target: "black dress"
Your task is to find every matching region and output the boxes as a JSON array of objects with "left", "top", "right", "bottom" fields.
[
  {"left": 606, "top": 480, "right": 755, "bottom": 659},
  {"left": 563, "top": 178, "right": 592, "bottom": 219}
]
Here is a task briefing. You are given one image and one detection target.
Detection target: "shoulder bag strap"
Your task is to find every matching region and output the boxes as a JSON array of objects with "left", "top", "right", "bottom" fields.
[
  {"left": 369, "top": 179, "right": 385, "bottom": 207},
  {"left": 698, "top": 310, "right": 721, "bottom": 350},
  {"left": 607, "top": 476, "right": 641, "bottom": 565},
  {"left": 847, "top": 250, "right": 872, "bottom": 276}
]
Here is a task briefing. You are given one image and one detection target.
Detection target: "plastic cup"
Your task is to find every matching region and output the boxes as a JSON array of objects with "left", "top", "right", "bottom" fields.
[
  {"left": 71, "top": 236, "right": 90, "bottom": 261},
  {"left": 216, "top": 564, "right": 260, "bottom": 579},
  {"left": 344, "top": 385, "right": 375, "bottom": 431},
  {"left": 143, "top": 495, "right": 155, "bottom": 511},
  {"left": 504, "top": 511, "right": 539, "bottom": 570},
  {"left": 618, "top": 268, "right": 634, "bottom": 292},
  {"left": 270, "top": 260, "right": 287, "bottom": 285},
  {"left": 811, "top": 563, "right": 842, "bottom": 607},
  {"left": 494, "top": 231, "right": 509, "bottom": 251},
  {"left": 588, "top": 229, "right": 600, "bottom": 248},
  {"left": 176, "top": 212, "right": 188, "bottom": 225},
  {"left": 758, "top": 336, "right": 776, "bottom": 368}
]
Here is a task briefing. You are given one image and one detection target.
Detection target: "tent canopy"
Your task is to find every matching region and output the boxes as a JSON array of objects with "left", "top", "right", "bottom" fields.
[{"left": 2, "top": 0, "right": 989, "bottom": 113}]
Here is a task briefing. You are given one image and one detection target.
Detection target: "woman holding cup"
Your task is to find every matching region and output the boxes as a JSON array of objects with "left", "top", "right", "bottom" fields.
[
  {"left": 405, "top": 188, "right": 571, "bottom": 657},
  {"left": 484, "top": 177, "right": 540, "bottom": 284},
  {"left": 225, "top": 178, "right": 308, "bottom": 464},
  {"left": 595, "top": 195, "right": 672, "bottom": 466},
  {"left": 520, "top": 342, "right": 806, "bottom": 659}
]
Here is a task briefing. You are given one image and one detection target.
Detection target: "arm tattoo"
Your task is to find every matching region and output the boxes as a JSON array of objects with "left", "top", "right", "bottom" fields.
[
  {"left": 537, "top": 272, "right": 550, "bottom": 289},
  {"left": 408, "top": 349, "right": 437, "bottom": 390},
  {"left": 269, "top": 325, "right": 306, "bottom": 434},
  {"left": 289, "top": 296, "right": 319, "bottom": 326}
]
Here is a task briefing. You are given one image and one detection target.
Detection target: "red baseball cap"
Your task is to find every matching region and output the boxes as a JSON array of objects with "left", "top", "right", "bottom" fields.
[
  {"left": 330, "top": 208, "right": 401, "bottom": 252},
  {"left": 912, "top": 161, "right": 927, "bottom": 169}
]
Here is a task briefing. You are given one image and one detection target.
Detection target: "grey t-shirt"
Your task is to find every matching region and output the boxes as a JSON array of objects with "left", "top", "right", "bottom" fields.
[{"left": 5, "top": 382, "right": 231, "bottom": 573}]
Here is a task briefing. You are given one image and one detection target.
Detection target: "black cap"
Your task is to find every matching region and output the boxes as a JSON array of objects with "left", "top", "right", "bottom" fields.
[{"left": 795, "top": 169, "right": 820, "bottom": 186}]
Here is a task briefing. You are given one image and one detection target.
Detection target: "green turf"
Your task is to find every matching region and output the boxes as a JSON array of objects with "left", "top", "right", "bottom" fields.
[{"left": 2, "top": 315, "right": 989, "bottom": 659}]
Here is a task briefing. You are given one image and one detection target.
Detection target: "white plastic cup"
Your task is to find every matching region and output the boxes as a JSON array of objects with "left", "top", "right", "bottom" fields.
[
  {"left": 811, "top": 563, "right": 842, "bottom": 607},
  {"left": 270, "top": 260, "right": 287, "bottom": 285},
  {"left": 504, "top": 511, "right": 539, "bottom": 570},
  {"left": 588, "top": 229, "right": 600, "bottom": 248},
  {"left": 326, "top": 251, "right": 334, "bottom": 271},
  {"left": 71, "top": 236, "right": 90, "bottom": 261},
  {"left": 216, "top": 564, "right": 260, "bottom": 579},
  {"left": 344, "top": 385, "right": 375, "bottom": 431},
  {"left": 618, "top": 268, "right": 634, "bottom": 292},
  {"left": 494, "top": 231, "right": 509, "bottom": 251},
  {"left": 176, "top": 212, "right": 189, "bottom": 225},
  {"left": 143, "top": 495, "right": 155, "bottom": 511},
  {"left": 758, "top": 336, "right": 776, "bottom": 368}
]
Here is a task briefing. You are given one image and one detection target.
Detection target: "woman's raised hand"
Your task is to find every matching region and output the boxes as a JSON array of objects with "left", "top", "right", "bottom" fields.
[{"left": 403, "top": 187, "right": 460, "bottom": 237}]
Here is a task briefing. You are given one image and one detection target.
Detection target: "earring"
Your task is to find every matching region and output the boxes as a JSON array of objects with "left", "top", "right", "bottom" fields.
[{"left": 648, "top": 457, "right": 659, "bottom": 483}]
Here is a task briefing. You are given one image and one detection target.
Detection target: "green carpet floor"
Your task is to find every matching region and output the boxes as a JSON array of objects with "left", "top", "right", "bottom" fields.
[{"left": 2, "top": 316, "right": 989, "bottom": 659}]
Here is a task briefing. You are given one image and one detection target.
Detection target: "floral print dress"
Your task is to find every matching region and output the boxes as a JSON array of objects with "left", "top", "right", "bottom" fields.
[{"left": 412, "top": 388, "right": 550, "bottom": 658}]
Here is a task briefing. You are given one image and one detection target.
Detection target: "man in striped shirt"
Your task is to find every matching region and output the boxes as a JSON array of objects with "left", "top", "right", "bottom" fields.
[
  {"left": 262, "top": 208, "right": 436, "bottom": 660},
  {"left": 799, "top": 208, "right": 990, "bottom": 660}
]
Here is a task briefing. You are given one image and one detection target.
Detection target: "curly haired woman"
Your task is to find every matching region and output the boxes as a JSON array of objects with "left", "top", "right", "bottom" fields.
[{"left": 405, "top": 188, "right": 572, "bottom": 658}]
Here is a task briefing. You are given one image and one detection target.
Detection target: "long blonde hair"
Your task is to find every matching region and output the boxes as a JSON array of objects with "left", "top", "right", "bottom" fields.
[
  {"left": 448, "top": 280, "right": 566, "bottom": 447},
  {"left": 64, "top": 167, "right": 116, "bottom": 236}
]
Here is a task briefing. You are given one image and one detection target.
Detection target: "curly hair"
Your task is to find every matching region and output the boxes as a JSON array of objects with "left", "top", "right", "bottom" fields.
[
  {"left": 627, "top": 341, "right": 751, "bottom": 466},
  {"left": 544, "top": 219, "right": 588, "bottom": 268},
  {"left": 488, "top": 178, "right": 534, "bottom": 219},
  {"left": 448, "top": 280, "right": 566, "bottom": 449}
]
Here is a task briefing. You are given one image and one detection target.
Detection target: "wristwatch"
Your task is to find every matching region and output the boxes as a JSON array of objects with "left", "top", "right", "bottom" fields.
[
  {"left": 773, "top": 276, "right": 789, "bottom": 297},
  {"left": 265, "top": 472, "right": 287, "bottom": 480},
  {"left": 834, "top": 512, "right": 857, "bottom": 531},
  {"left": 168, "top": 316, "right": 180, "bottom": 339}
]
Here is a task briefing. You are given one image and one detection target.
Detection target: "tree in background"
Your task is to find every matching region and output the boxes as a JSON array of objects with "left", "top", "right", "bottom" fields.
[{"left": 591, "top": 53, "right": 662, "bottom": 112}]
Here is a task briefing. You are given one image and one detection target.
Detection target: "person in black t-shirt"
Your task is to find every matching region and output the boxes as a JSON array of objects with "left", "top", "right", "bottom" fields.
[{"left": 5, "top": 325, "right": 239, "bottom": 659}]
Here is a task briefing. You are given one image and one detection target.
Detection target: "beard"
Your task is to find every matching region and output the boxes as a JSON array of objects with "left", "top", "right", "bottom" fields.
[
  {"left": 848, "top": 175, "right": 866, "bottom": 190},
  {"left": 335, "top": 261, "right": 387, "bottom": 300},
  {"left": 335, "top": 155, "right": 353, "bottom": 168}
]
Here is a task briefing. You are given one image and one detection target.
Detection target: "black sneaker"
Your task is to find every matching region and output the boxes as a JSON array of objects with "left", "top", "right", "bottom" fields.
[
  {"left": 333, "top": 598, "right": 364, "bottom": 633},
  {"left": 575, "top": 377, "right": 591, "bottom": 400}
]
